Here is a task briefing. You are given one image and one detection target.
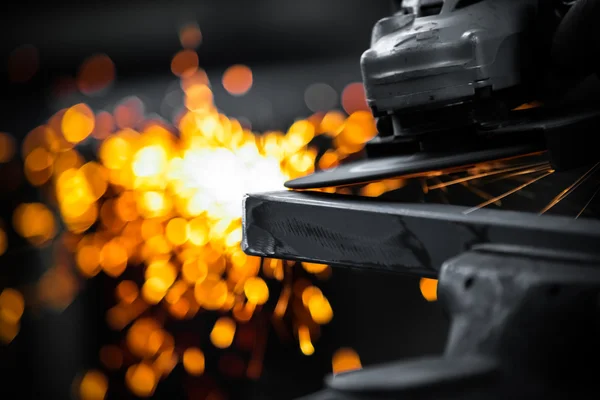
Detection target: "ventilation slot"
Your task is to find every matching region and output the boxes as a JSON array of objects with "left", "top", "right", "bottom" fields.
[
  {"left": 454, "top": 0, "right": 484, "bottom": 10},
  {"left": 420, "top": 0, "right": 443, "bottom": 16}
]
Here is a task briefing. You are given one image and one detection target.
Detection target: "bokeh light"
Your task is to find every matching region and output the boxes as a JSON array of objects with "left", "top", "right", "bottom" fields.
[
  {"left": 79, "top": 370, "right": 109, "bottom": 400},
  {"left": 114, "top": 96, "right": 145, "bottom": 129},
  {"left": 304, "top": 83, "right": 337, "bottom": 112},
  {"left": 0, "top": 29, "right": 420, "bottom": 399},
  {"left": 210, "top": 317, "right": 236, "bottom": 349},
  {"left": 99, "top": 345, "right": 124, "bottom": 370},
  {"left": 62, "top": 103, "right": 95, "bottom": 143},
  {"left": 12, "top": 203, "right": 57, "bottom": 246},
  {"left": 126, "top": 363, "right": 157, "bottom": 397},
  {"left": 171, "top": 49, "right": 199, "bottom": 78},
  {"left": 0, "top": 227, "right": 7, "bottom": 256},
  {"left": 183, "top": 347, "right": 205, "bottom": 375},
  {"left": 332, "top": 348, "right": 362, "bottom": 374},
  {"left": 0, "top": 288, "right": 24, "bottom": 344},
  {"left": 77, "top": 54, "right": 116, "bottom": 95},
  {"left": 222, "top": 65, "right": 253, "bottom": 96},
  {"left": 2, "top": 86, "right": 379, "bottom": 393},
  {"left": 0, "top": 132, "right": 16, "bottom": 163},
  {"left": 341, "top": 82, "right": 369, "bottom": 115},
  {"left": 8, "top": 44, "right": 39, "bottom": 83},
  {"left": 179, "top": 23, "right": 203, "bottom": 49},
  {"left": 419, "top": 278, "right": 438, "bottom": 302}
]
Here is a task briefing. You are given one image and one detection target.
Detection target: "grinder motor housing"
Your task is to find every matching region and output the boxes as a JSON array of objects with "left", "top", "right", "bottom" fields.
[{"left": 361, "top": 0, "right": 563, "bottom": 138}]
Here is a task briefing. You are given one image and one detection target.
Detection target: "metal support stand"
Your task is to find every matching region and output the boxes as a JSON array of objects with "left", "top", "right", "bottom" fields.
[{"left": 302, "top": 246, "right": 600, "bottom": 399}]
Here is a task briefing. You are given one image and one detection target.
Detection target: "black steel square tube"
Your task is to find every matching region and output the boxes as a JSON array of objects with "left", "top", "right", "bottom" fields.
[{"left": 242, "top": 191, "right": 600, "bottom": 277}]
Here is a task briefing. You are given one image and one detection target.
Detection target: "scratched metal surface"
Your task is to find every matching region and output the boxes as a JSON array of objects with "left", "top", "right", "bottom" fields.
[{"left": 242, "top": 190, "right": 600, "bottom": 277}]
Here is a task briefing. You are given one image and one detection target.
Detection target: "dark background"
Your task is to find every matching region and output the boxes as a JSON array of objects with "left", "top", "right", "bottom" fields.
[{"left": 0, "top": 1, "right": 449, "bottom": 400}]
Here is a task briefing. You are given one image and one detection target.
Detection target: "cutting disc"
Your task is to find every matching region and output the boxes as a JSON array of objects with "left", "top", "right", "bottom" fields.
[{"left": 285, "top": 144, "right": 545, "bottom": 189}]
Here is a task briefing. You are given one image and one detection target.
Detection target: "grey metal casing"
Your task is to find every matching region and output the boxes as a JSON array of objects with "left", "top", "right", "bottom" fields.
[{"left": 361, "top": 0, "right": 539, "bottom": 113}]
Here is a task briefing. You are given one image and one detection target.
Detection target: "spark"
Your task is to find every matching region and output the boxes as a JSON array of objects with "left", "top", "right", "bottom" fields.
[
  {"left": 247, "top": 314, "right": 269, "bottom": 379},
  {"left": 429, "top": 177, "right": 449, "bottom": 203},
  {"left": 298, "top": 325, "right": 314, "bottom": 356},
  {"left": 420, "top": 178, "right": 429, "bottom": 194},
  {"left": 429, "top": 176, "right": 448, "bottom": 192},
  {"left": 481, "top": 163, "right": 551, "bottom": 185},
  {"left": 459, "top": 181, "right": 502, "bottom": 206},
  {"left": 428, "top": 161, "right": 549, "bottom": 190},
  {"left": 464, "top": 170, "right": 555, "bottom": 214},
  {"left": 274, "top": 285, "right": 291, "bottom": 318},
  {"left": 576, "top": 184, "right": 600, "bottom": 219},
  {"left": 540, "top": 162, "right": 600, "bottom": 215}
]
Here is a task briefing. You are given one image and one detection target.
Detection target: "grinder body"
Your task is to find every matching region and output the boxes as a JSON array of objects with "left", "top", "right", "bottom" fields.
[{"left": 362, "top": 0, "right": 538, "bottom": 126}]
